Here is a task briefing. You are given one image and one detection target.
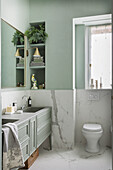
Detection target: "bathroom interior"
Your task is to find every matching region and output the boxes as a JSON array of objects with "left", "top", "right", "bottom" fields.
[{"left": 0, "top": 0, "right": 113, "bottom": 170}]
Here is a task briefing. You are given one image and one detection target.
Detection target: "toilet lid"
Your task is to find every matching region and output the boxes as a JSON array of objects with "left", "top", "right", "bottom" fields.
[{"left": 83, "top": 124, "right": 102, "bottom": 132}]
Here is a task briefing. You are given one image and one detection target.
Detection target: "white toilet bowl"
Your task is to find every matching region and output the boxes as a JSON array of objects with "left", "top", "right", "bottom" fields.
[{"left": 82, "top": 124, "right": 103, "bottom": 153}]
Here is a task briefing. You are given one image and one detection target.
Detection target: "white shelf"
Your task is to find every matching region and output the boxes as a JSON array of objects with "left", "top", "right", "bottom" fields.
[
  {"left": 16, "top": 67, "right": 24, "bottom": 69},
  {"left": 16, "top": 45, "right": 24, "bottom": 48},
  {"left": 30, "top": 43, "right": 45, "bottom": 47},
  {"left": 30, "top": 66, "right": 45, "bottom": 69}
]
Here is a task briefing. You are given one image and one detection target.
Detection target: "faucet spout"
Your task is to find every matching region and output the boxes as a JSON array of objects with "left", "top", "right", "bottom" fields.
[
  {"left": 22, "top": 95, "right": 27, "bottom": 100},
  {"left": 21, "top": 95, "right": 28, "bottom": 110}
]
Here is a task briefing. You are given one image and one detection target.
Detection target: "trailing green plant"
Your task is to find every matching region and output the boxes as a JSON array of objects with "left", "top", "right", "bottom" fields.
[
  {"left": 12, "top": 31, "right": 24, "bottom": 46},
  {"left": 25, "top": 23, "right": 48, "bottom": 44}
]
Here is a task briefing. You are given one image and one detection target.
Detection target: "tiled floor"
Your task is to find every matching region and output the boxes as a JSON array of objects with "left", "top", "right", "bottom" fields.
[{"left": 29, "top": 145, "right": 112, "bottom": 170}]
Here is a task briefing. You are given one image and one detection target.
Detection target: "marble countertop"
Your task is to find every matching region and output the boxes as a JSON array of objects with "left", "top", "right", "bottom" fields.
[{"left": 2, "top": 107, "right": 50, "bottom": 126}]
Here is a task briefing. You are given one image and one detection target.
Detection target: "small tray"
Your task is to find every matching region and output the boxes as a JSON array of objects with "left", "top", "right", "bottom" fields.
[{"left": 5, "top": 112, "right": 14, "bottom": 115}]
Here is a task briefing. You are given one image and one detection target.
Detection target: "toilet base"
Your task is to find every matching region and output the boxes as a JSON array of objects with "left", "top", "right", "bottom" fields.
[
  {"left": 85, "top": 143, "right": 100, "bottom": 153},
  {"left": 82, "top": 124, "right": 103, "bottom": 153},
  {"left": 82, "top": 130, "right": 103, "bottom": 153}
]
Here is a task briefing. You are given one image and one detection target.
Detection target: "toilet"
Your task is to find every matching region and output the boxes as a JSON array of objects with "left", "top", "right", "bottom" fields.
[{"left": 82, "top": 123, "right": 103, "bottom": 153}]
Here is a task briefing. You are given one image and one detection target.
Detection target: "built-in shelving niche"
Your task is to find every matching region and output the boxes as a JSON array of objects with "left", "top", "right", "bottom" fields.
[{"left": 29, "top": 22, "right": 46, "bottom": 90}]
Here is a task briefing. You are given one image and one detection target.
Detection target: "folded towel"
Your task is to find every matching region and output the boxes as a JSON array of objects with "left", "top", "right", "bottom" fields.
[{"left": 2, "top": 123, "right": 25, "bottom": 170}]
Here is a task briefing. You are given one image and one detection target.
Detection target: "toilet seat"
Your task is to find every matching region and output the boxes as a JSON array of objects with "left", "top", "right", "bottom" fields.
[{"left": 83, "top": 124, "right": 102, "bottom": 132}]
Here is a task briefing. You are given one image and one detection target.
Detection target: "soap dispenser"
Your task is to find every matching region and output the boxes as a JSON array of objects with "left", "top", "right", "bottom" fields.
[{"left": 28, "top": 96, "right": 32, "bottom": 107}]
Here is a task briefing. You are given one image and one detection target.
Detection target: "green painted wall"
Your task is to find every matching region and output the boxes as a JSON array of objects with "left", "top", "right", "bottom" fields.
[
  {"left": 29, "top": 0, "right": 112, "bottom": 89},
  {"left": 1, "top": 0, "right": 29, "bottom": 33},
  {"left": 75, "top": 25, "right": 85, "bottom": 89},
  {"left": 1, "top": 20, "right": 16, "bottom": 88}
]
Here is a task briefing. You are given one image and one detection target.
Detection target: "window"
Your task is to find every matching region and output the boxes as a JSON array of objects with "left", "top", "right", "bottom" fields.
[
  {"left": 88, "top": 24, "right": 112, "bottom": 89},
  {"left": 73, "top": 14, "right": 112, "bottom": 89}
]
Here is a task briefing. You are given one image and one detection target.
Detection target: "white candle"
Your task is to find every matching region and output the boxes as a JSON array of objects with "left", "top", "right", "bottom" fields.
[{"left": 100, "top": 77, "right": 102, "bottom": 84}]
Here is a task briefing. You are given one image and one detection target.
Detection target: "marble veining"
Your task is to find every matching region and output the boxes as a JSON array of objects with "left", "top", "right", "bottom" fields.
[
  {"left": 1, "top": 90, "right": 30, "bottom": 114},
  {"left": 51, "top": 90, "right": 58, "bottom": 124},
  {"left": 1, "top": 89, "right": 111, "bottom": 149},
  {"left": 30, "top": 90, "right": 74, "bottom": 149},
  {"left": 28, "top": 144, "right": 112, "bottom": 170},
  {"left": 51, "top": 90, "right": 69, "bottom": 146},
  {"left": 75, "top": 90, "right": 111, "bottom": 147}
]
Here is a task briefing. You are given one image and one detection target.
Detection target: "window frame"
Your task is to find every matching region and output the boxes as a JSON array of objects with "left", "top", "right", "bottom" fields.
[
  {"left": 73, "top": 14, "right": 112, "bottom": 89},
  {"left": 87, "top": 24, "right": 112, "bottom": 89}
]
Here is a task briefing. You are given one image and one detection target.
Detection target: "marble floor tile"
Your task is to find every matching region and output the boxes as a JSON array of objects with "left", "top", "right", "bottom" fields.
[{"left": 29, "top": 145, "right": 112, "bottom": 170}]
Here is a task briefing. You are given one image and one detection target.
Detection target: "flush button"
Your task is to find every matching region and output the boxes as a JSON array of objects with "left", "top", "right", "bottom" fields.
[{"left": 88, "top": 92, "right": 99, "bottom": 101}]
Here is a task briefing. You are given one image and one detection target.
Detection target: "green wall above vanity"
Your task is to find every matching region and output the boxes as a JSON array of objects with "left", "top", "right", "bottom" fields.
[
  {"left": 1, "top": 0, "right": 29, "bottom": 33},
  {"left": 29, "top": 0, "right": 112, "bottom": 89},
  {"left": 75, "top": 25, "right": 85, "bottom": 89},
  {"left": 1, "top": 20, "right": 16, "bottom": 88},
  {"left": 1, "top": 0, "right": 112, "bottom": 90}
]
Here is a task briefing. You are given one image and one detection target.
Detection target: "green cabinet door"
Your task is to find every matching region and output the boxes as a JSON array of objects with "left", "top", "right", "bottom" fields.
[
  {"left": 30, "top": 116, "right": 37, "bottom": 154},
  {"left": 17, "top": 108, "right": 52, "bottom": 161},
  {"left": 18, "top": 120, "right": 30, "bottom": 161},
  {"left": 36, "top": 108, "right": 52, "bottom": 147}
]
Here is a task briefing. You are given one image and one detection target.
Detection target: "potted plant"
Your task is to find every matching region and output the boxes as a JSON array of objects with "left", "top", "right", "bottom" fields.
[
  {"left": 25, "top": 23, "right": 48, "bottom": 44},
  {"left": 12, "top": 31, "right": 24, "bottom": 46}
]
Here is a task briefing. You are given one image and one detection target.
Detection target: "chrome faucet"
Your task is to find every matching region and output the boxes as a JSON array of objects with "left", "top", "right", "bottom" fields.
[{"left": 21, "top": 95, "right": 28, "bottom": 110}]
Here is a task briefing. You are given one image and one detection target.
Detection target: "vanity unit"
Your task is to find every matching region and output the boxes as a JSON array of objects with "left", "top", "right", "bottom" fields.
[{"left": 2, "top": 107, "right": 52, "bottom": 164}]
